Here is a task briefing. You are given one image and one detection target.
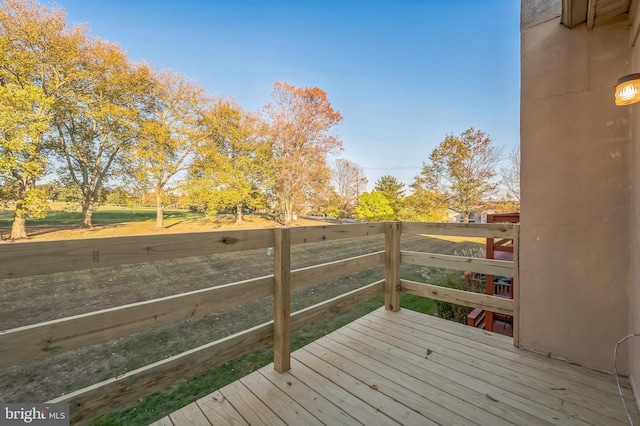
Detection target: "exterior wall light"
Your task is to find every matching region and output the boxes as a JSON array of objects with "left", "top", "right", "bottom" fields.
[{"left": 615, "top": 73, "right": 640, "bottom": 105}]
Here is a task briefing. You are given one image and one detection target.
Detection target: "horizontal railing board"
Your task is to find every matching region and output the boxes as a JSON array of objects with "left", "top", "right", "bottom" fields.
[
  {"left": 400, "top": 279, "right": 514, "bottom": 316},
  {"left": 291, "top": 251, "right": 384, "bottom": 290},
  {"left": 0, "top": 275, "right": 273, "bottom": 369},
  {"left": 401, "top": 251, "right": 514, "bottom": 276},
  {"left": 289, "top": 223, "right": 384, "bottom": 245},
  {"left": 0, "top": 229, "right": 275, "bottom": 279},
  {"left": 49, "top": 279, "right": 384, "bottom": 424},
  {"left": 49, "top": 321, "right": 275, "bottom": 424},
  {"left": 290, "top": 280, "right": 385, "bottom": 332},
  {"left": 0, "top": 252, "right": 383, "bottom": 369},
  {"left": 401, "top": 222, "right": 515, "bottom": 239}
]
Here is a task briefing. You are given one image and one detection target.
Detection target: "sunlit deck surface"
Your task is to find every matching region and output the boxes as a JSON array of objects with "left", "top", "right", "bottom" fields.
[{"left": 153, "top": 308, "right": 640, "bottom": 425}]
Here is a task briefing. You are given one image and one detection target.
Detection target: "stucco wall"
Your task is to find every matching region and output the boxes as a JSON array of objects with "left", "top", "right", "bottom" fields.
[
  {"left": 629, "top": 7, "right": 640, "bottom": 405},
  {"left": 520, "top": 12, "right": 630, "bottom": 371}
]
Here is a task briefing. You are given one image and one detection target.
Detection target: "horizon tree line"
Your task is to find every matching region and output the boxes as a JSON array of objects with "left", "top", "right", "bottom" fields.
[{"left": 0, "top": 0, "right": 519, "bottom": 240}]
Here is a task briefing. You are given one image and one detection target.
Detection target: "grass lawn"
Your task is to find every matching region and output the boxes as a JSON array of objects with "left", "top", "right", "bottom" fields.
[
  {"left": 0, "top": 204, "right": 202, "bottom": 227},
  {"left": 0, "top": 218, "right": 483, "bottom": 425}
]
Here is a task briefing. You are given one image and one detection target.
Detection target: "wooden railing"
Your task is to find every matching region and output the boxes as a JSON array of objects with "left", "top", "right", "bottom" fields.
[
  {"left": 393, "top": 222, "right": 520, "bottom": 345},
  {"left": 0, "top": 221, "right": 519, "bottom": 424}
]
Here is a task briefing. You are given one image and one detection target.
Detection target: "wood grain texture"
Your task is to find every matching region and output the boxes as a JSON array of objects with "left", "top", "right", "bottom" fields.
[
  {"left": 384, "top": 222, "right": 401, "bottom": 312},
  {"left": 400, "top": 279, "right": 514, "bottom": 315},
  {"left": 169, "top": 402, "right": 211, "bottom": 425},
  {"left": 289, "top": 222, "right": 384, "bottom": 244},
  {"left": 161, "top": 308, "right": 640, "bottom": 426},
  {"left": 239, "top": 371, "right": 323, "bottom": 425},
  {"left": 0, "top": 229, "right": 275, "bottom": 279},
  {"left": 0, "top": 275, "right": 273, "bottom": 368},
  {"left": 49, "top": 321, "right": 274, "bottom": 424},
  {"left": 196, "top": 391, "right": 248, "bottom": 426},
  {"left": 257, "top": 364, "right": 361, "bottom": 425},
  {"left": 291, "top": 251, "right": 384, "bottom": 290},
  {"left": 401, "top": 250, "right": 514, "bottom": 276},
  {"left": 219, "top": 380, "right": 286, "bottom": 426},
  {"left": 402, "top": 222, "right": 514, "bottom": 239},
  {"left": 512, "top": 224, "right": 520, "bottom": 347},
  {"left": 273, "top": 228, "right": 291, "bottom": 373},
  {"left": 148, "top": 416, "right": 174, "bottom": 426}
]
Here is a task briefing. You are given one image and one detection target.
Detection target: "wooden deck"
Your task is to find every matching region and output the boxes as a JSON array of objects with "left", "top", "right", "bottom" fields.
[{"left": 153, "top": 308, "right": 640, "bottom": 425}]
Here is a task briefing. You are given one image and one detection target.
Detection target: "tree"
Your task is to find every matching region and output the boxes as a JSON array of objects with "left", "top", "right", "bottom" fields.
[
  {"left": 51, "top": 38, "right": 154, "bottom": 228},
  {"left": 399, "top": 188, "right": 448, "bottom": 222},
  {"left": 331, "top": 159, "right": 367, "bottom": 219},
  {"left": 0, "top": 0, "right": 86, "bottom": 239},
  {"left": 374, "top": 175, "right": 405, "bottom": 219},
  {"left": 132, "top": 70, "right": 208, "bottom": 228},
  {"left": 354, "top": 191, "right": 394, "bottom": 222},
  {"left": 0, "top": 82, "right": 53, "bottom": 238},
  {"left": 502, "top": 146, "right": 520, "bottom": 202},
  {"left": 189, "top": 100, "right": 272, "bottom": 224},
  {"left": 265, "top": 82, "right": 343, "bottom": 225},
  {"left": 413, "top": 128, "right": 501, "bottom": 222}
]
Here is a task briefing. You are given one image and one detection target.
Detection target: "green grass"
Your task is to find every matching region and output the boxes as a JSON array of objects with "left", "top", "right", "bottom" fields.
[
  {"left": 88, "top": 295, "right": 385, "bottom": 426},
  {"left": 0, "top": 208, "right": 202, "bottom": 227}
]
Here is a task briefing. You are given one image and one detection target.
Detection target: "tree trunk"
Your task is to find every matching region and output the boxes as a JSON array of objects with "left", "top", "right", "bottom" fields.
[
  {"left": 10, "top": 208, "right": 28, "bottom": 240},
  {"left": 81, "top": 196, "right": 94, "bottom": 228},
  {"left": 284, "top": 200, "right": 293, "bottom": 226},
  {"left": 10, "top": 177, "right": 35, "bottom": 240},
  {"left": 155, "top": 186, "right": 164, "bottom": 229},
  {"left": 235, "top": 203, "right": 243, "bottom": 225}
]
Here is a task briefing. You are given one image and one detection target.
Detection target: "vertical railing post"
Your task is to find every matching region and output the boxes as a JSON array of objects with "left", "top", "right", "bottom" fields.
[
  {"left": 512, "top": 223, "right": 520, "bottom": 347},
  {"left": 384, "top": 222, "right": 401, "bottom": 312},
  {"left": 273, "top": 227, "right": 291, "bottom": 372}
]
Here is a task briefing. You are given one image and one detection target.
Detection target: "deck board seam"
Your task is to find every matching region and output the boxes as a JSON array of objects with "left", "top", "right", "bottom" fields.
[
  {"left": 354, "top": 312, "right": 634, "bottom": 418},
  {"left": 341, "top": 320, "right": 631, "bottom": 425},
  {"left": 314, "top": 332, "right": 518, "bottom": 426}
]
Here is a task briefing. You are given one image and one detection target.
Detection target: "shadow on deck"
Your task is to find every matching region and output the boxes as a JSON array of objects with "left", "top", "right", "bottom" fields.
[{"left": 154, "top": 308, "right": 639, "bottom": 425}]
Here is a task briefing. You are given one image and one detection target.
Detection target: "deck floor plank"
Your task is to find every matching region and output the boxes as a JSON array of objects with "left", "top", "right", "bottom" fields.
[
  {"left": 257, "top": 364, "right": 362, "bottom": 425},
  {"left": 373, "top": 308, "right": 634, "bottom": 398},
  {"left": 351, "top": 313, "right": 633, "bottom": 425},
  {"left": 288, "top": 357, "right": 400, "bottom": 426},
  {"left": 218, "top": 379, "right": 286, "bottom": 426},
  {"left": 376, "top": 307, "right": 640, "bottom": 419},
  {"left": 159, "top": 307, "right": 640, "bottom": 426},
  {"left": 239, "top": 370, "right": 323, "bottom": 426},
  {"left": 168, "top": 402, "right": 211, "bottom": 426},
  {"left": 328, "top": 337, "right": 588, "bottom": 426},
  {"left": 380, "top": 309, "right": 625, "bottom": 387},
  {"left": 304, "top": 339, "right": 476, "bottom": 425},
  {"left": 293, "top": 347, "right": 437, "bottom": 426},
  {"left": 196, "top": 391, "right": 248, "bottom": 426},
  {"left": 148, "top": 416, "right": 173, "bottom": 426},
  {"left": 322, "top": 328, "right": 546, "bottom": 426}
]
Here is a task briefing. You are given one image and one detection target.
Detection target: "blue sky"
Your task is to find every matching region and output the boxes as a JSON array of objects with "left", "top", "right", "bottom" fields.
[{"left": 58, "top": 0, "right": 521, "bottom": 190}]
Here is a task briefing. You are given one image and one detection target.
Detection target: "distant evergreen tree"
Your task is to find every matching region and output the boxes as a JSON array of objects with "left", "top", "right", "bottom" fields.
[{"left": 374, "top": 175, "right": 405, "bottom": 219}]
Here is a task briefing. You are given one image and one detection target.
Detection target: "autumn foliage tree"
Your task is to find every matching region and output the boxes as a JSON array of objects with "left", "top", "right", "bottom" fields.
[
  {"left": 414, "top": 128, "right": 501, "bottom": 222},
  {"left": 0, "top": 0, "right": 85, "bottom": 239},
  {"left": 189, "top": 100, "right": 272, "bottom": 224},
  {"left": 132, "top": 70, "right": 208, "bottom": 228},
  {"left": 51, "top": 39, "right": 154, "bottom": 228},
  {"left": 265, "top": 82, "right": 342, "bottom": 225}
]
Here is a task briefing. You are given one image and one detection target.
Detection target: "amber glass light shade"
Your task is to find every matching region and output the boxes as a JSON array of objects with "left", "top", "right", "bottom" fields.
[{"left": 615, "top": 73, "right": 640, "bottom": 106}]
